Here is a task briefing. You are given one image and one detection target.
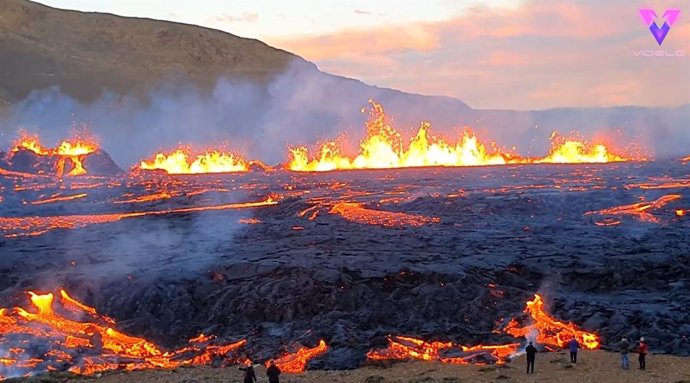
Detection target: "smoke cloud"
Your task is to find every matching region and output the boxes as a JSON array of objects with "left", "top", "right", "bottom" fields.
[{"left": 1, "top": 60, "right": 688, "bottom": 169}]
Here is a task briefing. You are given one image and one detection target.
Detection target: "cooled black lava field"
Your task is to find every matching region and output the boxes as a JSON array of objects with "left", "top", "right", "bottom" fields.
[{"left": 1, "top": 161, "right": 689, "bottom": 369}]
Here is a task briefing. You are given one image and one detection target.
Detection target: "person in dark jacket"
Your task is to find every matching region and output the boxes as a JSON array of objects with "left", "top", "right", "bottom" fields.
[
  {"left": 619, "top": 337, "right": 630, "bottom": 369},
  {"left": 525, "top": 341, "right": 537, "bottom": 374},
  {"left": 568, "top": 338, "right": 579, "bottom": 364},
  {"left": 637, "top": 337, "right": 648, "bottom": 370},
  {"left": 239, "top": 360, "right": 257, "bottom": 383},
  {"left": 266, "top": 360, "right": 281, "bottom": 383}
]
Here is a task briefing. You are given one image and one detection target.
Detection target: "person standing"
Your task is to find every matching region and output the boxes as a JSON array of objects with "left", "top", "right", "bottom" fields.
[
  {"left": 619, "top": 337, "right": 630, "bottom": 370},
  {"left": 266, "top": 360, "right": 282, "bottom": 383},
  {"left": 568, "top": 338, "right": 579, "bottom": 364},
  {"left": 637, "top": 337, "right": 648, "bottom": 370},
  {"left": 525, "top": 341, "right": 537, "bottom": 374},
  {"left": 239, "top": 359, "right": 257, "bottom": 383}
]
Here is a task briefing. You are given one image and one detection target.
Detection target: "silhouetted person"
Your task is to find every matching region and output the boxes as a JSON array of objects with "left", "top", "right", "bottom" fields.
[
  {"left": 239, "top": 360, "right": 256, "bottom": 383},
  {"left": 266, "top": 360, "right": 281, "bottom": 383},
  {"left": 568, "top": 338, "right": 579, "bottom": 364},
  {"left": 525, "top": 342, "right": 537, "bottom": 374},
  {"left": 619, "top": 337, "right": 630, "bottom": 369},
  {"left": 637, "top": 337, "right": 648, "bottom": 370}
]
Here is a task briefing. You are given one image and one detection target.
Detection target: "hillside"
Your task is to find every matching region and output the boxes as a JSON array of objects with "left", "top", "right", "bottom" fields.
[{"left": 0, "top": 0, "right": 312, "bottom": 102}]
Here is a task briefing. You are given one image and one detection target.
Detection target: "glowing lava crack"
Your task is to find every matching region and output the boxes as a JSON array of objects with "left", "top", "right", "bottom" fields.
[{"left": 287, "top": 100, "right": 638, "bottom": 172}]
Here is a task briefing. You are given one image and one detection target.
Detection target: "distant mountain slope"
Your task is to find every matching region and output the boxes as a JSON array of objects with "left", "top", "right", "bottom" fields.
[{"left": 0, "top": 0, "right": 312, "bottom": 102}]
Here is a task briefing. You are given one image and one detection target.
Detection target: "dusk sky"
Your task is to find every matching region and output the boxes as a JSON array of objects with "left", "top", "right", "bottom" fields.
[{"left": 39, "top": 0, "right": 690, "bottom": 110}]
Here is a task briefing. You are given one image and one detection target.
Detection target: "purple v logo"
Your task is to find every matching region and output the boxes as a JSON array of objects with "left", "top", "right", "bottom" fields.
[{"left": 639, "top": 9, "right": 681, "bottom": 45}]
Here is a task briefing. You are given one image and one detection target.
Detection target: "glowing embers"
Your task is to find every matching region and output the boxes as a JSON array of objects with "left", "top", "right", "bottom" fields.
[
  {"left": 139, "top": 147, "right": 249, "bottom": 174},
  {"left": 9, "top": 131, "right": 99, "bottom": 177},
  {"left": 367, "top": 336, "right": 519, "bottom": 365},
  {"left": 287, "top": 101, "right": 636, "bottom": 172},
  {"left": 585, "top": 194, "right": 682, "bottom": 224},
  {"left": 0, "top": 197, "right": 277, "bottom": 238},
  {"left": 329, "top": 202, "right": 439, "bottom": 227},
  {"left": 0, "top": 290, "right": 246, "bottom": 378},
  {"left": 503, "top": 294, "right": 599, "bottom": 350},
  {"left": 368, "top": 294, "right": 598, "bottom": 366},
  {"left": 267, "top": 340, "right": 328, "bottom": 373}
]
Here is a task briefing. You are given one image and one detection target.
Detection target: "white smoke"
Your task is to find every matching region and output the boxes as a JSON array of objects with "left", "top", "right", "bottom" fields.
[{"left": 1, "top": 60, "right": 687, "bottom": 170}]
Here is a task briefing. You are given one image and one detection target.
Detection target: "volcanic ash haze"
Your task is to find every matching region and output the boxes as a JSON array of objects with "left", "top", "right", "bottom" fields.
[{"left": 4, "top": 65, "right": 689, "bottom": 169}]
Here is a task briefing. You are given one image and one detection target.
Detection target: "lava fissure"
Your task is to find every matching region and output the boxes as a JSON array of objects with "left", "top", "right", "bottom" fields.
[{"left": 287, "top": 100, "right": 640, "bottom": 172}]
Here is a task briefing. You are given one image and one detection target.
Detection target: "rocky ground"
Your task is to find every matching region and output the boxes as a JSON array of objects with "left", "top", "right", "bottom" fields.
[
  {"left": 1, "top": 162, "right": 689, "bottom": 371},
  {"left": 6, "top": 351, "right": 690, "bottom": 383}
]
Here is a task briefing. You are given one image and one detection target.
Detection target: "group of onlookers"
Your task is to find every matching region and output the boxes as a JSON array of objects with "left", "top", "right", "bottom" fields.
[{"left": 525, "top": 336, "right": 650, "bottom": 374}]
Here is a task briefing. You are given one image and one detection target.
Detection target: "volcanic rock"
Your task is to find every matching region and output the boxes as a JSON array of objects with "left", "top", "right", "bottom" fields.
[
  {"left": 81, "top": 149, "right": 124, "bottom": 176},
  {"left": 0, "top": 163, "right": 689, "bottom": 371},
  {"left": 3, "top": 147, "right": 122, "bottom": 176}
]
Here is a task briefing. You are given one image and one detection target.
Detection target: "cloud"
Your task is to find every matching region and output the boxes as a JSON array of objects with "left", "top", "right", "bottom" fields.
[
  {"left": 215, "top": 12, "right": 259, "bottom": 24},
  {"left": 354, "top": 9, "right": 372, "bottom": 15},
  {"left": 267, "top": 0, "right": 690, "bottom": 109}
]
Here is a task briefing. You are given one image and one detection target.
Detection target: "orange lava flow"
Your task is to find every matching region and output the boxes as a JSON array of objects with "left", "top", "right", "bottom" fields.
[
  {"left": 585, "top": 194, "right": 681, "bottom": 224},
  {"left": 329, "top": 202, "right": 439, "bottom": 227},
  {"left": 0, "top": 290, "right": 246, "bottom": 378},
  {"left": 30, "top": 193, "right": 88, "bottom": 205},
  {"left": 10, "top": 132, "right": 99, "bottom": 177},
  {"left": 366, "top": 336, "right": 519, "bottom": 365},
  {"left": 287, "top": 101, "right": 635, "bottom": 172},
  {"left": 139, "top": 148, "right": 249, "bottom": 174},
  {"left": 504, "top": 294, "right": 599, "bottom": 350},
  {"left": 629, "top": 180, "right": 690, "bottom": 190},
  {"left": 114, "top": 191, "right": 174, "bottom": 204},
  {"left": 0, "top": 197, "right": 277, "bottom": 238},
  {"left": 368, "top": 294, "right": 599, "bottom": 366},
  {"left": 267, "top": 340, "right": 328, "bottom": 373}
]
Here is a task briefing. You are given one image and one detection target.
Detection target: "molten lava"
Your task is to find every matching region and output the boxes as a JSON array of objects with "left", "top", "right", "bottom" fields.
[
  {"left": 330, "top": 202, "right": 440, "bottom": 227},
  {"left": 0, "top": 290, "right": 246, "bottom": 378},
  {"left": 0, "top": 196, "right": 277, "bottom": 238},
  {"left": 287, "top": 101, "right": 634, "bottom": 172},
  {"left": 139, "top": 148, "right": 249, "bottom": 174},
  {"left": 267, "top": 340, "right": 328, "bottom": 373},
  {"left": 30, "top": 193, "right": 88, "bottom": 205},
  {"left": 585, "top": 194, "right": 681, "bottom": 224},
  {"left": 12, "top": 133, "right": 49, "bottom": 156},
  {"left": 504, "top": 294, "right": 599, "bottom": 350},
  {"left": 536, "top": 133, "right": 626, "bottom": 164},
  {"left": 288, "top": 101, "right": 514, "bottom": 171},
  {"left": 10, "top": 132, "right": 99, "bottom": 177},
  {"left": 368, "top": 294, "right": 599, "bottom": 366},
  {"left": 366, "top": 336, "right": 519, "bottom": 365}
]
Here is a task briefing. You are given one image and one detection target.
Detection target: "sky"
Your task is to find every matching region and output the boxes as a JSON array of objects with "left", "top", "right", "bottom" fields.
[{"left": 38, "top": 0, "right": 690, "bottom": 110}]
